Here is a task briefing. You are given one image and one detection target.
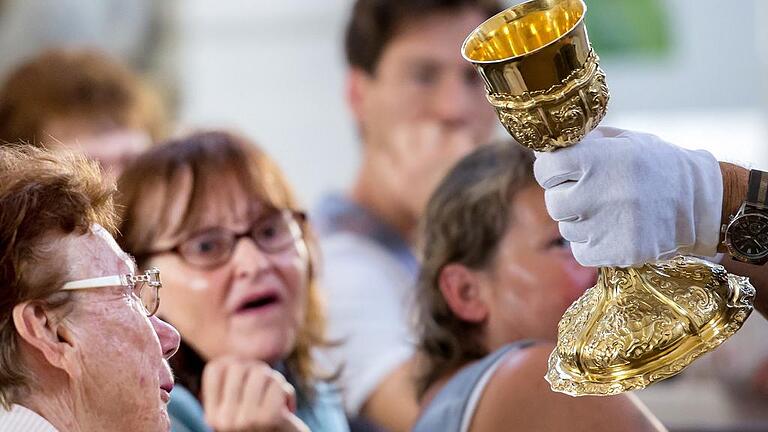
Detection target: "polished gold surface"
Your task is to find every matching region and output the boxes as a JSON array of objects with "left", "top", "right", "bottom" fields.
[
  {"left": 546, "top": 257, "right": 754, "bottom": 396},
  {"left": 463, "top": 0, "right": 755, "bottom": 397},
  {"left": 462, "top": 0, "right": 607, "bottom": 151}
]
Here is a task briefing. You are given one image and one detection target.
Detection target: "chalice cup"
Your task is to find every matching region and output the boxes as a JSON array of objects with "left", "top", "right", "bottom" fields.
[{"left": 462, "top": 0, "right": 755, "bottom": 396}]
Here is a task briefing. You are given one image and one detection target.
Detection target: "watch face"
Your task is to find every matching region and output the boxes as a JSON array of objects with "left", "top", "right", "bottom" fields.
[{"left": 728, "top": 213, "right": 768, "bottom": 260}]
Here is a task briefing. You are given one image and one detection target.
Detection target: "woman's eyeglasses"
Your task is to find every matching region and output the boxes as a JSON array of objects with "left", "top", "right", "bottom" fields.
[
  {"left": 145, "top": 210, "right": 307, "bottom": 269},
  {"left": 61, "top": 268, "right": 161, "bottom": 316}
]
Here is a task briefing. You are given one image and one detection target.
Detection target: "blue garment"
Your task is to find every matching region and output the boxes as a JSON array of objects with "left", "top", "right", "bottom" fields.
[
  {"left": 297, "top": 381, "right": 350, "bottom": 432},
  {"left": 412, "top": 341, "right": 534, "bottom": 432},
  {"left": 169, "top": 385, "right": 210, "bottom": 432},
  {"left": 313, "top": 193, "right": 418, "bottom": 276},
  {"left": 169, "top": 381, "right": 349, "bottom": 432}
]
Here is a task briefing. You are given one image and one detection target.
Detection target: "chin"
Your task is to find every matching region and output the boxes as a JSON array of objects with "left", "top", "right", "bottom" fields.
[
  {"left": 239, "top": 340, "right": 294, "bottom": 364},
  {"left": 155, "top": 406, "right": 171, "bottom": 432}
]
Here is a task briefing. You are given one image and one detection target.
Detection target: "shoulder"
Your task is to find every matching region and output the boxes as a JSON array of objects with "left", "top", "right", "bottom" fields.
[
  {"left": 318, "top": 231, "right": 413, "bottom": 297},
  {"left": 471, "top": 342, "right": 665, "bottom": 432},
  {"left": 296, "top": 381, "right": 350, "bottom": 432},
  {"left": 320, "top": 231, "right": 402, "bottom": 270}
]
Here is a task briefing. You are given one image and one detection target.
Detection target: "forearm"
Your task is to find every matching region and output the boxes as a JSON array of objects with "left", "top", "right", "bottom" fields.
[
  {"left": 718, "top": 161, "right": 749, "bottom": 249},
  {"left": 717, "top": 162, "right": 768, "bottom": 316}
]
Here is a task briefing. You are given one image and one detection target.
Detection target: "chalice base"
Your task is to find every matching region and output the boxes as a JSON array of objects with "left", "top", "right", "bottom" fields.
[{"left": 546, "top": 256, "right": 754, "bottom": 396}]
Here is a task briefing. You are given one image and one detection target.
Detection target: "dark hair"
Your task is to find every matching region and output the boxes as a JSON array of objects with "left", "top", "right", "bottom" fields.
[
  {"left": 0, "top": 48, "right": 168, "bottom": 146},
  {"left": 0, "top": 145, "right": 117, "bottom": 408},
  {"left": 414, "top": 142, "right": 536, "bottom": 398},
  {"left": 116, "top": 130, "right": 328, "bottom": 399},
  {"left": 345, "top": 0, "right": 502, "bottom": 74}
]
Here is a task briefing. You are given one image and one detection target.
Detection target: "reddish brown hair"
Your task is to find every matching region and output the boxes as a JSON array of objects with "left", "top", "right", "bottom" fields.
[
  {"left": 0, "top": 48, "right": 168, "bottom": 146},
  {"left": 0, "top": 145, "right": 117, "bottom": 408}
]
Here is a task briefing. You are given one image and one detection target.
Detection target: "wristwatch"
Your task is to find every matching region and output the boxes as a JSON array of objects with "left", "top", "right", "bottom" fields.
[{"left": 722, "top": 169, "right": 768, "bottom": 264}]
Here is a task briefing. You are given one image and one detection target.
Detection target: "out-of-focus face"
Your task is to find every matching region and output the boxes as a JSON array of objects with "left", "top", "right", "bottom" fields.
[
  {"left": 63, "top": 225, "right": 179, "bottom": 432},
  {"left": 43, "top": 115, "right": 152, "bottom": 179},
  {"left": 146, "top": 179, "right": 309, "bottom": 364},
  {"left": 479, "top": 185, "right": 598, "bottom": 350},
  {"left": 352, "top": 8, "right": 497, "bottom": 153}
]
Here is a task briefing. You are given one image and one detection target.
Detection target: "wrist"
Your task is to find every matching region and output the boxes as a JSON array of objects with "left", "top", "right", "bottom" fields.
[{"left": 718, "top": 162, "right": 749, "bottom": 252}]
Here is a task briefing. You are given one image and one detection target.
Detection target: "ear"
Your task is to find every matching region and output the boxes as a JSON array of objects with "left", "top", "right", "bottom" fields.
[
  {"left": 12, "top": 301, "right": 80, "bottom": 377},
  {"left": 438, "top": 263, "right": 488, "bottom": 323},
  {"left": 346, "top": 67, "right": 372, "bottom": 125}
]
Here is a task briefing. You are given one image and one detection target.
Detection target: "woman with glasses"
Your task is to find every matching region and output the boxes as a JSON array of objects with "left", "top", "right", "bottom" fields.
[{"left": 116, "top": 131, "right": 348, "bottom": 432}]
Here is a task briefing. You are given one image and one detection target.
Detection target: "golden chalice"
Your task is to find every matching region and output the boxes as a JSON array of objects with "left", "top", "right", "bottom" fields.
[{"left": 462, "top": 0, "right": 755, "bottom": 396}]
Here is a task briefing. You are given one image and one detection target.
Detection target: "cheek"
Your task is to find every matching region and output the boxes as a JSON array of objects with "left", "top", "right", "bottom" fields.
[
  {"left": 151, "top": 259, "right": 229, "bottom": 338},
  {"left": 272, "top": 252, "right": 309, "bottom": 307},
  {"left": 552, "top": 259, "right": 598, "bottom": 304},
  {"left": 78, "top": 308, "right": 162, "bottom": 396}
]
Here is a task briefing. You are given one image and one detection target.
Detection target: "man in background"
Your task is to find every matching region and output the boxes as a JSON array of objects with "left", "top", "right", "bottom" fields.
[{"left": 313, "top": 1, "right": 501, "bottom": 430}]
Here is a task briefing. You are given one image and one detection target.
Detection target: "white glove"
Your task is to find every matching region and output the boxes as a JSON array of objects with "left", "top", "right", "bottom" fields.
[{"left": 533, "top": 127, "right": 723, "bottom": 267}]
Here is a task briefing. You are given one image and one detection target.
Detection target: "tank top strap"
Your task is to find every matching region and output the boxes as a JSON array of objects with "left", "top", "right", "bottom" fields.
[{"left": 412, "top": 340, "right": 535, "bottom": 432}]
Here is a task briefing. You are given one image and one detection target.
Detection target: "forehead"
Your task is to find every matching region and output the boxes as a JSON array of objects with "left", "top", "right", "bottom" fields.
[
  {"left": 157, "top": 168, "right": 269, "bottom": 239},
  {"left": 63, "top": 225, "right": 135, "bottom": 281}
]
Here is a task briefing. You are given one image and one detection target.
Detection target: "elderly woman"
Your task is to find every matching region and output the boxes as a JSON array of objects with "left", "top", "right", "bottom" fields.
[
  {"left": 116, "top": 131, "right": 348, "bottom": 432},
  {"left": 0, "top": 145, "right": 180, "bottom": 431},
  {"left": 412, "top": 143, "right": 666, "bottom": 431}
]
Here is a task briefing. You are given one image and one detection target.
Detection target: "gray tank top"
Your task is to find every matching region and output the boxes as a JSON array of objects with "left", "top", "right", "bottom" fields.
[{"left": 412, "top": 340, "right": 534, "bottom": 432}]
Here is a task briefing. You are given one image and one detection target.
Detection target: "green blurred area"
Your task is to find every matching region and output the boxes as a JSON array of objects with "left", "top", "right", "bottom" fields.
[{"left": 584, "top": 0, "right": 671, "bottom": 58}]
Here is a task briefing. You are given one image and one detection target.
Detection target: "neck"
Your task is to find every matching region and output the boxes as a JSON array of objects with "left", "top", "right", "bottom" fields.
[
  {"left": 351, "top": 155, "right": 417, "bottom": 243},
  {"left": 19, "top": 386, "right": 80, "bottom": 432}
]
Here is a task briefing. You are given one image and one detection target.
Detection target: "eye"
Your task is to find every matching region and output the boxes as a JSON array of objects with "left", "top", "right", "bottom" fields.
[
  {"left": 254, "top": 216, "right": 288, "bottom": 245},
  {"left": 464, "top": 67, "right": 482, "bottom": 87},
  {"left": 410, "top": 64, "right": 439, "bottom": 86},
  {"left": 548, "top": 236, "right": 570, "bottom": 250},
  {"left": 184, "top": 231, "right": 229, "bottom": 257}
]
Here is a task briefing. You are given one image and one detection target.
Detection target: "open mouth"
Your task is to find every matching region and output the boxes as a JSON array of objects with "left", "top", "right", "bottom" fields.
[{"left": 236, "top": 292, "right": 281, "bottom": 313}]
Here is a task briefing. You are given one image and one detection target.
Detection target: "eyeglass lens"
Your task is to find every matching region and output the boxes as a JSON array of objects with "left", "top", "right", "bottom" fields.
[{"left": 135, "top": 281, "right": 159, "bottom": 316}]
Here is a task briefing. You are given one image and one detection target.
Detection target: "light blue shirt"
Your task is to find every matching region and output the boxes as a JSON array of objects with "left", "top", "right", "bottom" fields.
[{"left": 169, "top": 381, "right": 349, "bottom": 432}]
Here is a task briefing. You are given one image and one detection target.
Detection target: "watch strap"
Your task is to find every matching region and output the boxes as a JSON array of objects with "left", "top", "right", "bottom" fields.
[{"left": 746, "top": 169, "right": 768, "bottom": 207}]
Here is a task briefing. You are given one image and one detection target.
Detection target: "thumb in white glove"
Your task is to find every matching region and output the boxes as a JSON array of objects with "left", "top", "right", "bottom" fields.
[{"left": 533, "top": 127, "right": 723, "bottom": 267}]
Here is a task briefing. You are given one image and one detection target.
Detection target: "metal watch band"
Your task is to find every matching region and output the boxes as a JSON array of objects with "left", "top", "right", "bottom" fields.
[{"left": 746, "top": 169, "right": 768, "bottom": 207}]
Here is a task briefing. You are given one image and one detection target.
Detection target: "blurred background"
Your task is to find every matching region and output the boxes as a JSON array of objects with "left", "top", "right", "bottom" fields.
[
  {"left": 2, "top": 1, "right": 768, "bottom": 430},
  {"left": 2, "top": 0, "right": 766, "bottom": 207}
]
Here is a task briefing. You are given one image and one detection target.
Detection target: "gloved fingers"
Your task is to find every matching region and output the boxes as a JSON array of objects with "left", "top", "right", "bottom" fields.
[
  {"left": 557, "top": 220, "right": 589, "bottom": 245},
  {"left": 543, "top": 182, "right": 595, "bottom": 222},
  {"left": 533, "top": 148, "right": 584, "bottom": 189}
]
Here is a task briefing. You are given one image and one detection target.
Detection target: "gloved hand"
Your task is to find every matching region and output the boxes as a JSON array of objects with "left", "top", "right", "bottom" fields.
[{"left": 533, "top": 127, "right": 723, "bottom": 267}]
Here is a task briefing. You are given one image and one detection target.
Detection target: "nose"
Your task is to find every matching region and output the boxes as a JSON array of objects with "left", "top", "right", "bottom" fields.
[
  {"left": 151, "top": 315, "right": 181, "bottom": 359},
  {"left": 430, "top": 73, "right": 471, "bottom": 128},
  {"left": 231, "top": 236, "right": 271, "bottom": 279}
]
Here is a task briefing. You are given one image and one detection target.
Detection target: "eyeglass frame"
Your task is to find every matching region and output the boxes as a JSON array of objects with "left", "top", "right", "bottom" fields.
[
  {"left": 135, "top": 209, "right": 308, "bottom": 269},
  {"left": 60, "top": 267, "right": 162, "bottom": 316}
]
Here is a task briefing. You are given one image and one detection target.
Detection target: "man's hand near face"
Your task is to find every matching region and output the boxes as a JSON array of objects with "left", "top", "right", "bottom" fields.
[{"left": 372, "top": 121, "right": 477, "bottom": 235}]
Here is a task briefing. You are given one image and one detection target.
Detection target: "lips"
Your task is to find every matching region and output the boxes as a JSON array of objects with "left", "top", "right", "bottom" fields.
[
  {"left": 159, "top": 377, "right": 174, "bottom": 404},
  {"left": 232, "top": 289, "right": 282, "bottom": 314}
]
